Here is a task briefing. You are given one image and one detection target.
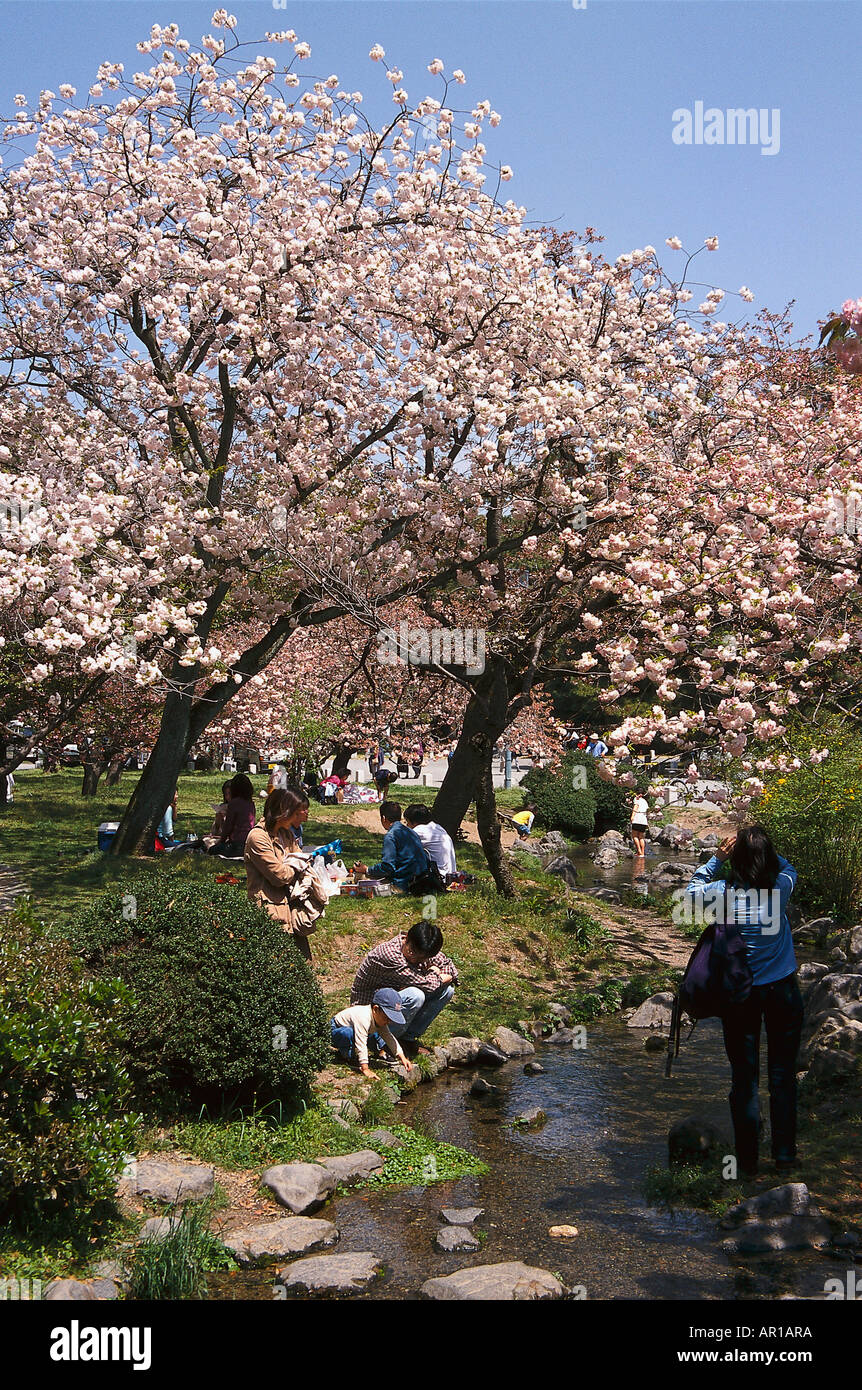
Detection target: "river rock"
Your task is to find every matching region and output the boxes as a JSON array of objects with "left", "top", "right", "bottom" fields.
[
  {"left": 668, "top": 1116, "right": 723, "bottom": 1167},
  {"left": 549, "top": 1002, "right": 573, "bottom": 1024},
  {"left": 695, "top": 833, "right": 720, "bottom": 849},
  {"left": 262, "top": 1162, "right": 337, "bottom": 1214},
  {"left": 315, "top": 1150, "right": 385, "bottom": 1185},
  {"left": 652, "top": 825, "right": 693, "bottom": 849},
  {"left": 476, "top": 1042, "right": 508, "bottom": 1067},
  {"left": 138, "top": 1216, "right": 182, "bottom": 1243},
  {"left": 797, "top": 962, "right": 830, "bottom": 992},
  {"left": 652, "top": 861, "right": 695, "bottom": 881},
  {"left": 435, "top": 1225, "right": 480, "bottom": 1252},
  {"left": 545, "top": 1026, "right": 578, "bottom": 1045},
  {"left": 275, "top": 1252, "right": 384, "bottom": 1294},
  {"left": 366, "top": 1129, "right": 403, "bottom": 1150},
  {"left": 418, "top": 1054, "right": 441, "bottom": 1081},
  {"left": 849, "top": 926, "right": 862, "bottom": 960},
  {"left": 805, "top": 972, "right": 862, "bottom": 1028},
  {"left": 544, "top": 856, "right": 579, "bottom": 888},
  {"left": 722, "top": 1183, "right": 811, "bottom": 1225},
  {"left": 469, "top": 1077, "right": 495, "bottom": 1097},
  {"left": 444, "top": 1036, "right": 483, "bottom": 1067},
  {"left": 537, "top": 831, "right": 571, "bottom": 854},
  {"left": 420, "top": 1262, "right": 565, "bottom": 1301},
  {"left": 391, "top": 1062, "right": 422, "bottom": 1090},
  {"left": 131, "top": 1158, "right": 214, "bottom": 1204},
  {"left": 225, "top": 1216, "right": 339, "bottom": 1265},
  {"left": 440, "top": 1206, "right": 484, "bottom": 1225},
  {"left": 807, "top": 1020, "right": 862, "bottom": 1082},
  {"left": 589, "top": 888, "right": 621, "bottom": 904},
  {"left": 549, "top": 1225, "right": 579, "bottom": 1238},
  {"left": 627, "top": 992, "right": 675, "bottom": 1030},
  {"left": 644, "top": 1034, "right": 666, "bottom": 1053},
  {"left": 524, "top": 1061, "right": 545, "bottom": 1075},
  {"left": 598, "top": 829, "right": 626, "bottom": 845},
  {"left": 492, "top": 1026, "right": 535, "bottom": 1057},
  {"left": 513, "top": 1106, "right": 546, "bottom": 1130},
  {"left": 512, "top": 841, "right": 542, "bottom": 857},
  {"left": 433, "top": 1046, "right": 451, "bottom": 1070},
  {"left": 721, "top": 1215, "right": 831, "bottom": 1255},
  {"left": 592, "top": 847, "right": 621, "bottom": 870}
]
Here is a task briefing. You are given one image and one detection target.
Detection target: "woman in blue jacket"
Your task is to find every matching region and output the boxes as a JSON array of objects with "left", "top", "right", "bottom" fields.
[{"left": 685, "top": 825, "right": 802, "bottom": 1177}]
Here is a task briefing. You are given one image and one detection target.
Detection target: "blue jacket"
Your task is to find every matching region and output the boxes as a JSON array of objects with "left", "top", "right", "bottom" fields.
[
  {"left": 684, "top": 853, "right": 798, "bottom": 986},
  {"left": 371, "top": 821, "right": 429, "bottom": 891}
]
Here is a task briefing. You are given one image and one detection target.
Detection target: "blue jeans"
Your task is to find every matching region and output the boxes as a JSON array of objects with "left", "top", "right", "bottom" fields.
[
  {"left": 388, "top": 984, "right": 455, "bottom": 1042},
  {"left": 330, "top": 1022, "right": 385, "bottom": 1063},
  {"left": 721, "top": 972, "right": 804, "bottom": 1170}
]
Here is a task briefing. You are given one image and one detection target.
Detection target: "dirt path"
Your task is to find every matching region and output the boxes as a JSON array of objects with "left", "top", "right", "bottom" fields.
[{"left": 571, "top": 891, "right": 693, "bottom": 973}]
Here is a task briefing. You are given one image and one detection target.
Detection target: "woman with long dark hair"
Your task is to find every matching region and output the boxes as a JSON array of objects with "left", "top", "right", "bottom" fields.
[
  {"left": 208, "top": 772, "right": 256, "bottom": 856},
  {"left": 685, "top": 824, "right": 802, "bottom": 1177}
]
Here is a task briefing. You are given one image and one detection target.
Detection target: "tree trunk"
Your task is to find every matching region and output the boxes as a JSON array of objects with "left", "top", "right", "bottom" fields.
[
  {"left": 81, "top": 762, "right": 107, "bottom": 798},
  {"left": 330, "top": 742, "right": 356, "bottom": 779},
  {"left": 105, "top": 754, "right": 125, "bottom": 787},
  {"left": 431, "top": 657, "right": 512, "bottom": 840},
  {"left": 109, "top": 689, "right": 194, "bottom": 854},
  {"left": 475, "top": 754, "right": 515, "bottom": 897}
]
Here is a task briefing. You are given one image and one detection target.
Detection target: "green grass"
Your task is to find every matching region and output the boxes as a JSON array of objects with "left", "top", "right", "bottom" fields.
[
  {"left": 126, "top": 1198, "right": 236, "bottom": 1300},
  {"left": 0, "top": 1201, "right": 135, "bottom": 1285},
  {"left": 165, "top": 1105, "right": 375, "bottom": 1171},
  {"left": 643, "top": 1162, "right": 744, "bottom": 1216}
]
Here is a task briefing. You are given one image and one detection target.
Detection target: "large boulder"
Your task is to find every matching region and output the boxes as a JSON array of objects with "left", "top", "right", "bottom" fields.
[
  {"left": 627, "top": 992, "right": 675, "bottom": 1030},
  {"left": 492, "top": 1026, "right": 535, "bottom": 1057},
  {"left": 597, "top": 829, "right": 626, "bottom": 845},
  {"left": 668, "top": 1116, "right": 724, "bottom": 1167},
  {"left": 548, "top": 1002, "right": 572, "bottom": 1025},
  {"left": 224, "top": 1216, "right": 339, "bottom": 1265},
  {"left": 262, "top": 1162, "right": 337, "bottom": 1214},
  {"left": 275, "top": 1252, "right": 383, "bottom": 1294},
  {"left": 797, "top": 962, "right": 830, "bottom": 993},
  {"left": 420, "top": 1262, "right": 565, "bottom": 1301},
  {"left": 652, "top": 861, "right": 695, "bottom": 881},
  {"left": 129, "top": 1158, "right": 214, "bottom": 1205},
  {"left": 315, "top": 1151, "right": 384, "bottom": 1185},
  {"left": 721, "top": 1216, "right": 832, "bottom": 1255},
  {"left": 44, "top": 1279, "right": 99, "bottom": 1301},
  {"left": 805, "top": 972, "right": 862, "bottom": 1028},
  {"left": 444, "top": 1036, "right": 483, "bottom": 1067},
  {"left": 537, "top": 831, "right": 571, "bottom": 855},
  {"left": 652, "top": 825, "right": 693, "bottom": 850},
  {"left": 806, "top": 1020, "right": 862, "bottom": 1083},
  {"left": 544, "top": 855, "right": 579, "bottom": 888},
  {"left": 695, "top": 833, "right": 720, "bottom": 849}
]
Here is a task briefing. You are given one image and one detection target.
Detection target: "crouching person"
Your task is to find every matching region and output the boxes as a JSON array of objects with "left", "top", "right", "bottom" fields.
[
  {"left": 349, "top": 920, "right": 458, "bottom": 1056},
  {"left": 330, "top": 988, "right": 411, "bottom": 1076}
]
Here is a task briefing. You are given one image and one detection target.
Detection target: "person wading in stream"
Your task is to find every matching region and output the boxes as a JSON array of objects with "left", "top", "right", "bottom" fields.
[{"left": 684, "top": 826, "right": 802, "bottom": 1178}]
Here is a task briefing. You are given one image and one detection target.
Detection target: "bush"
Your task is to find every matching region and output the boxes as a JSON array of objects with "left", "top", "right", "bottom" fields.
[
  {"left": 0, "top": 901, "right": 138, "bottom": 1225},
  {"left": 71, "top": 872, "right": 330, "bottom": 1109},
  {"left": 521, "top": 751, "right": 629, "bottom": 838},
  {"left": 747, "top": 721, "right": 862, "bottom": 920}
]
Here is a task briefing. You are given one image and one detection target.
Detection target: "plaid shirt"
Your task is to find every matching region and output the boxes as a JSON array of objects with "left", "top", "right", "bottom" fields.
[{"left": 350, "top": 934, "right": 459, "bottom": 1006}]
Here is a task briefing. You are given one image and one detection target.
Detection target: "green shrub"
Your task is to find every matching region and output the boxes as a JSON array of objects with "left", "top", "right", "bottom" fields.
[
  {"left": 0, "top": 901, "right": 138, "bottom": 1225},
  {"left": 521, "top": 751, "right": 629, "bottom": 838},
  {"left": 70, "top": 872, "right": 330, "bottom": 1109},
  {"left": 746, "top": 721, "right": 862, "bottom": 920}
]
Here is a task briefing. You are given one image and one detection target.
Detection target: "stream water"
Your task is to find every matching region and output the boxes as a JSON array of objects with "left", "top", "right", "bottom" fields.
[{"left": 209, "top": 1018, "right": 847, "bottom": 1301}]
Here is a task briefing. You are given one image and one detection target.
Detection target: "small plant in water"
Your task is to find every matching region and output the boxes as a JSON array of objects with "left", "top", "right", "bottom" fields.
[{"left": 127, "top": 1199, "right": 236, "bottom": 1300}]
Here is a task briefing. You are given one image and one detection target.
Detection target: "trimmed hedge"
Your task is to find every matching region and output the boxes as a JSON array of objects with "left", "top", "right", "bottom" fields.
[
  {"left": 71, "top": 872, "right": 330, "bottom": 1109},
  {"left": 521, "top": 751, "right": 629, "bottom": 838},
  {"left": 0, "top": 901, "right": 138, "bottom": 1224}
]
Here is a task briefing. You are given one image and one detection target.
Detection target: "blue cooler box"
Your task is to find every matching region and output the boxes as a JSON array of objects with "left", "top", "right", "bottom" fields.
[{"left": 98, "top": 822, "right": 119, "bottom": 852}]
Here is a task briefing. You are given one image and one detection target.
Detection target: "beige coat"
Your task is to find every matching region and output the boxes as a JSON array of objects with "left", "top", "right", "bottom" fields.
[{"left": 244, "top": 825, "right": 299, "bottom": 929}]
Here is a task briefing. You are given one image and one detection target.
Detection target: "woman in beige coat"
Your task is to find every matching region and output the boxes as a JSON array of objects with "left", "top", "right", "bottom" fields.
[{"left": 244, "top": 788, "right": 317, "bottom": 960}]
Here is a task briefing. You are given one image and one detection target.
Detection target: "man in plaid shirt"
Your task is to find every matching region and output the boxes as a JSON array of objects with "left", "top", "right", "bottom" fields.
[{"left": 350, "top": 921, "right": 458, "bottom": 1054}]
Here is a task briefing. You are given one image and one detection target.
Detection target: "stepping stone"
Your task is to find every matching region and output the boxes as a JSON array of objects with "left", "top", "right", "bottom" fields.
[
  {"left": 524, "top": 1061, "right": 545, "bottom": 1075},
  {"left": 263, "top": 1162, "right": 337, "bottom": 1214},
  {"left": 44, "top": 1278, "right": 116, "bottom": 1300},
  {"left": 275, "top": 1252, "right": 384, "bottom": 1295},
  {"left": 420, "top": 1261, "right": 565, "bottom": 1301},
  {"left": 130, "top": 1159, "right": 214, "bottom": 1204},
  {"left": 469, "top": 1077, "right": 495, "bottom": 1097},
  {"left": 440, "top": 1207, "right": 484, "bottom": 1225},
  {"left": 492, "top": 1026, "right": 535, "bottom": 1057},
  {"left": 435, "top": 1226, "right": 480, "bottom": 1252},
  {"left": 513, "top": 1107, "right": 547, "bottom": 1130},
  {"left": 314, "top": 1151, "right": 384, "bottom": 1185},
  {"left": 476, "top": 1043, "right": 508, "bottom": 1067},
  {"left": 444, "top": 1037, "right": 482, "bottom": 1067},
  {"left": 224, "top": 1216, "right": 339, "bottom": 1265}
]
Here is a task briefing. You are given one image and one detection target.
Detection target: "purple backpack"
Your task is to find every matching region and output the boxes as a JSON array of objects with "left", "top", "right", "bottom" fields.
[{"left": 666, "top": 915, "right": 753, "bottom": 1076}]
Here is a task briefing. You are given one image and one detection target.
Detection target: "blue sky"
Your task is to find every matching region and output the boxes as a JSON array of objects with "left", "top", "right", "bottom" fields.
[{"left": 1, "top": 1, "right": 858, "bottom": 341}]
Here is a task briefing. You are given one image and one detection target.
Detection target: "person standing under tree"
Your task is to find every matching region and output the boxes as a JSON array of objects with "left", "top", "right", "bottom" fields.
[{"left": 630, "top": 792, "right": 649, "bottom": 857}]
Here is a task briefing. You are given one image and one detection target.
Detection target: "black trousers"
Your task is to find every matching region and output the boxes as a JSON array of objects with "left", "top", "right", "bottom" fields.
[{"left": 720, "top": 972, "right": 804, "bottom": 1170}]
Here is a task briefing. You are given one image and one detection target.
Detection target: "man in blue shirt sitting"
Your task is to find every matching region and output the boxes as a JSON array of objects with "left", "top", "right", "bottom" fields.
[{"left": 369, "top": 801, "right": 429, "bottom": 892}]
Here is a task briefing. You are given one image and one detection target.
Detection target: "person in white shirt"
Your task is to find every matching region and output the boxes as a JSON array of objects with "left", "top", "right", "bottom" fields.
[
  {"left": 330, "top": 989, "right": 411, "bottom": 1076},
  {"left": 630, "top": 794, "right": 649, "bottom": 857},
  {"left": 403, "top": 804, "right": 457, "bottom": 877}
]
